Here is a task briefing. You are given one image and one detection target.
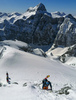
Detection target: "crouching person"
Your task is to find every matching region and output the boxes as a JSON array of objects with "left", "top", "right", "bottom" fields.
[{"left": 42, "top": 75, "right": 52, "bottom": 90}]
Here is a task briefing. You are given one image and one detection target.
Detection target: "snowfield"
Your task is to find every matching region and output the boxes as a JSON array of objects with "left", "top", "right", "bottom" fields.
[{"left": 0, "top": 40, "right": 76, "bottom": 100}]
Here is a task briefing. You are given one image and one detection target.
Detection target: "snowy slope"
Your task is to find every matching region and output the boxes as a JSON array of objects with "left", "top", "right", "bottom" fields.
[
  {"left": 0, "top": 40, "right": 46, "bottom": 56},
  {"left": 65, "top": 57, "right": 76, "bottom": 68},
  {"left": 0, "top": 40, "right": 76, "bottom": 100},
  {"left": 47, "top": 47, "right": 69, "bottom": 57},
  {"left": 47, "top": 45, "right": 76, "bottom": 69}
]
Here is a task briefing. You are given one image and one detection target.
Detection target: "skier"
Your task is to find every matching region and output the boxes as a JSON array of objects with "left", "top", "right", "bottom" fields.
[
  {"left": 6, "top": 72, "right": 11, "bottom": 84},
  {"left": 42, "top": 75, "right": 52, "bottom": 90}
]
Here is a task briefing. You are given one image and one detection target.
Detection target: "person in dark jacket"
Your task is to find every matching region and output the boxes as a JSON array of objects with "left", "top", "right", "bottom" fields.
[
  {"left": 6, "top": 72, "right": 11, "bottom": 84},
  {"left": 42, "top": 75, "right": 52, "bottom": 90}
]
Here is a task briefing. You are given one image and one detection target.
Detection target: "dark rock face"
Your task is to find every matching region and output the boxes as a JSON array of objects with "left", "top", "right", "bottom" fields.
[{"left": 54, "top": 14, "right": 76, "bottom": 48}]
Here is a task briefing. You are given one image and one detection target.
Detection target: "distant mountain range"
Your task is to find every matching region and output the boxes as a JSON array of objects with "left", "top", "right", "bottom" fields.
[{"left": 0, "top": 3, "right": 76, "bottom": 48}]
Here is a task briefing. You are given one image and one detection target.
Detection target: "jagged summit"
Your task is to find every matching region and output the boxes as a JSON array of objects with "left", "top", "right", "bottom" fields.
[
  {"left": 26, "top": 3, "right": 46, "bottom": 12},
  {"left": 65, "top": 14, "right": 76, "bottom": 21},
  {"left": 36, "top": 3, "right": 47, "bottom": 11}
]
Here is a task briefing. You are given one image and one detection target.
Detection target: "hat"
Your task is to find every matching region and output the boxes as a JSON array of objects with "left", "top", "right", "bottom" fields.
[{"left": 46, "top": 75, "right": 50, "bottom": 78}]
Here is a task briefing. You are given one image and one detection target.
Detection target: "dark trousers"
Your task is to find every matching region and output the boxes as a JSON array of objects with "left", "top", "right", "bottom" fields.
[{"left": 48, "top": 81, "right": 52, "bottom": 90}]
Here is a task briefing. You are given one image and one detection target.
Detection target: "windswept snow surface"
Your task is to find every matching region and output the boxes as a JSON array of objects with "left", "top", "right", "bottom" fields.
[{"left": 0, "top": 41, "right": 76, "bottom": 100}]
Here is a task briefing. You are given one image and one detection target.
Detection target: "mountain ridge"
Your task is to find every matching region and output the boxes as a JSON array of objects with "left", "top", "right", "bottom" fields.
[{"left": 0, "top": 3, "right": 76, "bottom": 49}]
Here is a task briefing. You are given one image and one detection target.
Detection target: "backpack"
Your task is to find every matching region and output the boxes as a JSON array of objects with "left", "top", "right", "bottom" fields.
[{"left": 42, "top": 78, "right": 47, "bottom": 84}]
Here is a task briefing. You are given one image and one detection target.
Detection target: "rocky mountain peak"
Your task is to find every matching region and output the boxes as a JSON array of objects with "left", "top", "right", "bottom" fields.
[
  {"left": 26, "top": 3, "right": 46, "bottom": 13},
  {"left": 36, "top": 3, "right": 47, "bottom": 12},
  {"left": 65, "top": 14, "right": 76, "bottom": 21}
]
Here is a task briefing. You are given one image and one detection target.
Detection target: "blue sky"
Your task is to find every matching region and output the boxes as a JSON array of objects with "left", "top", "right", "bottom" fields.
[{"left": 0, "top": 0, "right": 76, "bottom": 15}]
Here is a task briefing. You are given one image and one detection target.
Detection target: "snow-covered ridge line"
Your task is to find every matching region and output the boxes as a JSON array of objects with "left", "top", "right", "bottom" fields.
[{"left": 0, "top": 40, "right": 46, "bottom": 57}]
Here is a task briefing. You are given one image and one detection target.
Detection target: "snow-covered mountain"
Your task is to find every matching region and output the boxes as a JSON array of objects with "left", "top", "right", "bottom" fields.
[
  {"left": 0, "top": 3, "right": 76, "bottom": 64},
  {"left": 0, "top": 3, "right": 62, "bottom": 45},
  {"left": 0, "top": 40, "right": 76, "bottom": 100},
  {"left": 51, "top": 11, "right": 66, "bottom": 18},
  {"left": 0, "top": 12, "right": 21, "bottom": 23},
  {"left": 0, "top": 3, "right": 76, "bottom": 48},
  {"left": 53, "top": 14, "right": 76, "bottom": 48}
]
